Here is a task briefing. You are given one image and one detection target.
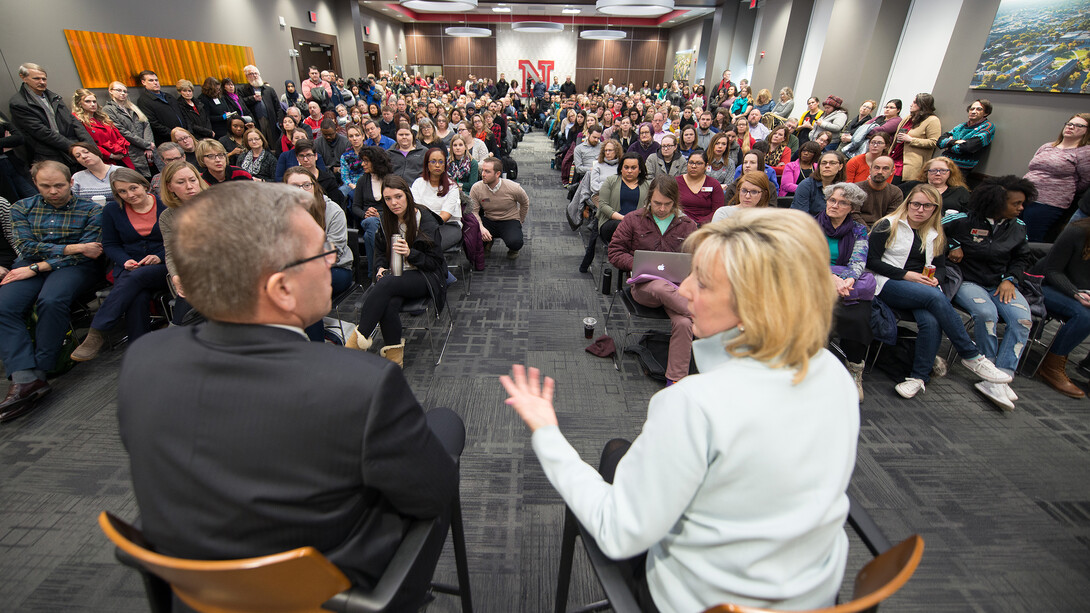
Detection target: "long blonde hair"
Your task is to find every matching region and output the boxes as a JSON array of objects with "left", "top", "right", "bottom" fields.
[
  {"left": 107, "top": 81, "right": 147, "bottom": 122},
  {"left": 684, "top": 208, "right": 836, "bottom": 384},
  {"left": 72, "top": 88, "right": 113, "bottom": 126},
  {"left": 879, "top": 184, "right": 945, "bottom": 255}
]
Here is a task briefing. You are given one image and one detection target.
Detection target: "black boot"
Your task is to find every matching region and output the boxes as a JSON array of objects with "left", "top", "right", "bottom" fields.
[{"left": 579, "top": 240, "right": 595, "bottom": 273}]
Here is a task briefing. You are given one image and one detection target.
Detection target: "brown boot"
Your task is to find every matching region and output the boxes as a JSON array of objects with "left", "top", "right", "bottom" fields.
[
  {"left": 1039, "top": 353, "right": 1085, "bottom": 399},
  {"left": 380, "top": 338, "right": 405, "bottom": 368},
  {"left": 71, "top": 329, "right": 106, "bottom": 362}
]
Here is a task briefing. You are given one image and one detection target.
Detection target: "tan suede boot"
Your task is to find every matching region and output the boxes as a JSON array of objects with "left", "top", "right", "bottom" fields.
[
  {"left": 345, "top": 326, "right": 372, "bottom": 351},
  {"left": 380, "top": 338, "right": 405, "bottom": 368},
  {"left": 1039, "top": 353, "right": 1085, "bottom": 399},
  {"left": 71, "top": 329, "right": 106, "bottom": 362}
]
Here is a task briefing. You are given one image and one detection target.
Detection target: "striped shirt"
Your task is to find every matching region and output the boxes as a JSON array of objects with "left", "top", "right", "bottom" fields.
[{"left": 12, "top": 195, "right": 102, "bottom": 269}]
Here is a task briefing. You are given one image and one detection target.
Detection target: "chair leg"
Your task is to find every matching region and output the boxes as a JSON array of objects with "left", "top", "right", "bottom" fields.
[
  {"left": 435, "top": 302, "right": 455, "bottom": 366},
  {"left": 555, "top": 507, "right": 579, "bottom": 613},
  {"left": 431, "top": 492, "right": 473, "bottom": 612}
]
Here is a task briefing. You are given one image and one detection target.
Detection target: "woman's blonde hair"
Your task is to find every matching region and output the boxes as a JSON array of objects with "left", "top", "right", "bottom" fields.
[
  {"left": 160, "top": 161, "right": 208, "bottom": 209},
  {"left": 914, "top": 156, "right": 967, "bottom": 189},
  {"left": 72, "top": 88, "right": 113, "bottom": 126},
  {"left": 684, "top": 208, "right": 835, "bottom": 383},
  {"left": 880, "top": 184, "right": 946, "bottom": 255},
  {"left": 107, "top": 81, "right": 147, "bottom": 122},
  {"left": 194, "top": 139, "right": 226, "bottom": 168}
]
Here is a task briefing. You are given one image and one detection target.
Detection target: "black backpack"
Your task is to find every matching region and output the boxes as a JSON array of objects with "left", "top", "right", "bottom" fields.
[{"left": 501, "top": 156, "right": 518, "bottom": 181}]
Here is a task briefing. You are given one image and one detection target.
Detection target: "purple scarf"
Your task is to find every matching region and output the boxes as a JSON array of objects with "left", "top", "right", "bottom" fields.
[
  {"left": 817, "top": 211, "right": 856, "bottom": 267},
  {"left": 226, "top": 92, "right": 244, "bottom": 115}
]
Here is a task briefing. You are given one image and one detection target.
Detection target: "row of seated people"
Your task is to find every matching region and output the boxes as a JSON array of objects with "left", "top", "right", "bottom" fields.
[{"left": 566, "top": 127, "right": 1090, "bottom": 408}]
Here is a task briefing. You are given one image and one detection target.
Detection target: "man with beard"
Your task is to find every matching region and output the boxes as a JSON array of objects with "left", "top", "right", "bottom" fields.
[{"left": 238, "top": 65, "right": 283, "bottom": 149}]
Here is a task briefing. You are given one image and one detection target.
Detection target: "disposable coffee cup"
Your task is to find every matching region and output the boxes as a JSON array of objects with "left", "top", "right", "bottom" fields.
[
  {"left": 91, "top": 195, "right": 106, "bottom": 207},
  {"left": 583, "top": 317, "right": 597, "bottom": 339}
]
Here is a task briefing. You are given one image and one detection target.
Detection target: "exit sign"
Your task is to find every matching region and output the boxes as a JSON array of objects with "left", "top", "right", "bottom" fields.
[{"left": 309, "top": 11, "right": 317, "bottom": 23}]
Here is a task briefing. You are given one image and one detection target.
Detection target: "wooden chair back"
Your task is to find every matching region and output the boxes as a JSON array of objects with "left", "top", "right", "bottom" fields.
[
  {"left": 703, "top": 534, "right": 924, "bottom": 613},
  {"left": 98, "top": 511, "right": 351, "bottom": 613}
]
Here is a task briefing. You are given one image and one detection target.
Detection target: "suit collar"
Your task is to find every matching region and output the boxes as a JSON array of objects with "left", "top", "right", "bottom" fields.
[{"left": 196, "top": 320, "right": 310, "bottom": 346}]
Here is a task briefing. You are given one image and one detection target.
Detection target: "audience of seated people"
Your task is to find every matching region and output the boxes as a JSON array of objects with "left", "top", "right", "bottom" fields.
[{"left": 4, "top": 54, "right": 1090, "bottom": 613}]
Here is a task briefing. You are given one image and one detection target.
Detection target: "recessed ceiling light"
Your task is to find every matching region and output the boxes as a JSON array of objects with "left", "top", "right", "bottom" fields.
[
  {"left": 492, "top": 6, "right": 512, "bottom": 12},
  {"left": 562, "top": 7, "right": 581, "bottom": 13}
]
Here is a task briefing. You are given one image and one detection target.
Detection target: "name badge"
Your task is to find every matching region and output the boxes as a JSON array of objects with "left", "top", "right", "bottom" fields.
[
  {"left": 970, "top": 228, "right": 989, "bottom": 243},
  {"left": 701, "top": 187, "right": 714, "bottom": 193},
  {"left": 213, "top": 98, "right": 221, "bottom": 104}
]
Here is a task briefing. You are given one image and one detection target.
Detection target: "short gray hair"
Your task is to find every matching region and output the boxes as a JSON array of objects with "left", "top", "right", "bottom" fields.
[
  {"left": 30, "top": 160, "right": 70, "bottom": 182},
  {"left": 823, "top": 182, "right": 867, "bottom": 211},
  {"left": 157, "top": 142, "right": 185, "bottom": 158},
  {"left": 18, "top": 63, "right": 45, "bottom": 77},
  {"left": 173, "top": 183, "right": 311, "bottom": 320}
]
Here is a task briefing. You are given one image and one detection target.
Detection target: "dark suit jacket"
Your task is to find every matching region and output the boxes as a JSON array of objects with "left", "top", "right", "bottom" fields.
[
  {"left": 117, "top": 322, "right": 458, "bottom": 587},
  {"left": 8, "top": 84, "right": 96, "bottom": 165},
  {"left": 137, "top": 89, "right": 184, "bottom": 145}
]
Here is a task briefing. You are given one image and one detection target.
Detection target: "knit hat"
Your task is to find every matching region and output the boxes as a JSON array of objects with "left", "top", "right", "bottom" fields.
[{"left": 823, "top": 96, "right": 843, "bottom": 109}]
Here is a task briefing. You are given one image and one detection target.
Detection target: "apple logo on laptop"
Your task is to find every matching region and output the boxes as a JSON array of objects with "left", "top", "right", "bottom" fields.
[{"left": 657, "top": 264, "right": 665, "bottom": 271}]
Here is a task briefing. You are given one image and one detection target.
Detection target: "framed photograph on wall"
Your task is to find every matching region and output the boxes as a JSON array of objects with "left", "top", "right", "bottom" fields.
[
  {"left": 673, "top": 49, "right": 696, "bottom": 82},
  {"left": 970, "top": 0, "right": 1090, "bottom": 94}
]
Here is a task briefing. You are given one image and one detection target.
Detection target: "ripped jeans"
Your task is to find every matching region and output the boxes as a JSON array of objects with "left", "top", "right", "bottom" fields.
[{"left": 953, "top": 281, "right": 1032, "bottom": 375}]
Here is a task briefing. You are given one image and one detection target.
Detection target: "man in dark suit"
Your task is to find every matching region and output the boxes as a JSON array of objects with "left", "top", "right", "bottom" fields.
[
  {"left": 7, "top": 63, "right": 97, "bottom": 169},
  {"left": 117, "top": 182, "right": 462, "bottom": 610},
  {"left": 238, "top": 65, "right": 284, "bottom": 150},
  {"left": 135, "top": 70, "right": 185, "bottom": 145}
]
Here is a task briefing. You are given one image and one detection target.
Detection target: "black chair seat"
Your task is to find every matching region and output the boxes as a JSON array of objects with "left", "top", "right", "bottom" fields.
[
  {"left": 618, "top": 287, "right": 669, "bottom": 320},
  {"left": 400, "top": 296, "right": 429, "bottom": 315}
]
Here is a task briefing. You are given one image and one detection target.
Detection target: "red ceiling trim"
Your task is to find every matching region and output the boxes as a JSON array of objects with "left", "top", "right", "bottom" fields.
[{"left": 386, "top": 3, "right": 694, "bottom": 26}]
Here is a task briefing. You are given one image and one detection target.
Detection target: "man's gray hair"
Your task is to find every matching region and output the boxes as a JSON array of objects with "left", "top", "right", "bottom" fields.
[
  {"left": 18, "top": 63, "right": 45, "bottom": 77},
  {"left": 823, "top": 182, "right": 867, "bottom": 211},
  {"left": 172, "top": 183, "right": 311, "bottom": 320},
  {"left": 157, "top": 142, "right": 185, "bottom": 158}
]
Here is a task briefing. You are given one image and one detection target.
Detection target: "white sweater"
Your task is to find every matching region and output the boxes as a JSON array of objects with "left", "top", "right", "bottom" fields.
[
  {"left": 532, "top": 330, "right": 859, "bottom": 613},
  {"left": 872, "top": 217, "right": 937, "bottom": 294}
]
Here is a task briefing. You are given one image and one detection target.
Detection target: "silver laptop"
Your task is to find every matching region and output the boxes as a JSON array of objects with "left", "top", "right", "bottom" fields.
[{"left": 631, "top": 250, "right": 692, "bottom": 285}]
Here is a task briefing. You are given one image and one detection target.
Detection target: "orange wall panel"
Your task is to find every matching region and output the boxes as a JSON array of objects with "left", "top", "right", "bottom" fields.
[{"left": 64, "top": 29, "right": 256, "bottom": 88}]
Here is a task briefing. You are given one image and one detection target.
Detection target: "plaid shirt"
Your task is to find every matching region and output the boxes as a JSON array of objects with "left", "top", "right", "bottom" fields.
[{"left": 12, "top": 194, "right": 102, "bottom": 269}]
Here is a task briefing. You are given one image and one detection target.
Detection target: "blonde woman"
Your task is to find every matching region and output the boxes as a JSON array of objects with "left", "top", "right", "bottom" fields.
[
  {"left": 72, "top": 89, "right": 133, "bottom": 169},
  {"left": 502, "top": 207, "right": 859, "bottom": 613},
  {"left": 867, "top": 184, "right": 1010, "bottom": 398},
  {"left": 103, "top": 81, "right": 155, "bottom": 177},
  {"left": 158, "top": 160, "right": 209, "bottom": 324}
]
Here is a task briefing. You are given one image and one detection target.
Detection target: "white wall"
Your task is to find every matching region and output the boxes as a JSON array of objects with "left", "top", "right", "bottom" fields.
[
  {"left": 881, "top": 0, "right": 965, "bottom": 108},
  {"left": 792, "top": 0, "right": 834, "bottom": 106},
  {"left": 664, "top": 20, "right": 703, "bottom": 83},
  {"left": 495, "top": 24, "right": 577, "bottom": 87},
  {"left": 357, "top": 5, "right": 407, "bottom": 75}
]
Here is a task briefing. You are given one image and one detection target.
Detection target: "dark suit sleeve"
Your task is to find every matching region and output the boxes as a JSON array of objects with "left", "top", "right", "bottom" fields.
[
  {"left": 10, "top": 98, "right": 75, "bottom": 156},
  {"left": 138, "top": 96, "right": 171, "bottom": 143},
  {"left": 361, "top": 365, "right": 458, "bottom": 517}
]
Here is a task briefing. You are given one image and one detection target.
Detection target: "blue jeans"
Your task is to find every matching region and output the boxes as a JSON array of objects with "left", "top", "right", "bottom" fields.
[
  {"left": 953, "top": 281, "right": 1032, "bottom": 374},
  {"left": 304, "top": 266, "right": 356, "bottom": 342},
  {"left": 359, "top": 217, "right": 380, "bottom": 279},
  {"left": 0, "top": 261, "right": 99, "bottom": 375},
  {"left": 879, "top": 279, "right": 981, "bottom": 383},
  {"left": 1041, "top": 286, "right": 1090, "bottom": 356},
  {"left": 1069, "top": 209, "right": 1088, "bottom": 224}
]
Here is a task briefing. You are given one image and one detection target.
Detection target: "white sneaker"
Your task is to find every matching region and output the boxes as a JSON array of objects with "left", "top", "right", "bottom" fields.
[
  {"left": 895, "top": 378, "right": 926, "bottom": 399},
  {"left": 932, "top": 356, "right": 948, "bottom": 378},
  {"left": 1003, "top": 383, "right": 1018, "bottom": 401},
  {"left": 975, "top": 381, "right": 1015, "bottom": 411},
  {"left": 961, "top": 355, "right": 1013, "bottom": 384}
]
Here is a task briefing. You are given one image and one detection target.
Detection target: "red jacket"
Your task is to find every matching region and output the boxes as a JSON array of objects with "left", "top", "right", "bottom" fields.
[
  {"left": 78, "top": 115, "right": 134, "bottom": 169},
  {"left": 607, "top": 208, "right": 698, "bottom": 272}
]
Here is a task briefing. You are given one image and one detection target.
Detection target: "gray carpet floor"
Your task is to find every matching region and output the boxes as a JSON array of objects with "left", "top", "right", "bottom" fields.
[{"left": 1, "top": 131, "right": 1089, "bottom": 612}]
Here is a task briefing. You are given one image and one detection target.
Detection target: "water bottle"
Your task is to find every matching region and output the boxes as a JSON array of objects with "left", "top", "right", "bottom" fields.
[
  {"left": 601, "top": 267, "right": 612, "bottom": 295},
  {"left": 391, "top": 233, "right": 404, "bottom": 276}
]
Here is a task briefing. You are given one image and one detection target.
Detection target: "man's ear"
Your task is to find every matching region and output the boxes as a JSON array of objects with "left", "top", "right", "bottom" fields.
[{"left": 263, "top": 271, "right": 297, "bottom": 313}]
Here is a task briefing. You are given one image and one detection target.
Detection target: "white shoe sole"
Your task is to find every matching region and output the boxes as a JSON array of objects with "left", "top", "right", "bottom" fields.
[
  {"left": 961, "top": 359, "right": 1013, "bottom": 384},
  {"left": 974, "top": 382, "right": 1015, "bottom": 411}
]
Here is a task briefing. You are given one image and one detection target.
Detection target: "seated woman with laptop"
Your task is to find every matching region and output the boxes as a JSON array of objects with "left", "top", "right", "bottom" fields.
[{"left": 607, "top": 175, "right": 698, "bottom": 385}]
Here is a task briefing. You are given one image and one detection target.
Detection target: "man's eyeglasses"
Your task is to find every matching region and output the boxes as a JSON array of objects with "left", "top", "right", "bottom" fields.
[{"left": 280, "top": 241, "right": 336, "bottom": 271}]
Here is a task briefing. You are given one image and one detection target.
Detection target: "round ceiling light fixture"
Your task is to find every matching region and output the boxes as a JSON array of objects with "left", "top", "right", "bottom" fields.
[
  {"left": 595, "top": 0, "right": 674, "bottom": 17},
  {"left": 580, "top": 29, "right": 627, "bottom": 40},
  {"left": 511, "top": 21, "right": 565, "bottom": 33},
  {"left": 445, "top": 26, "right": 492, "bottom": 37},
  {"left": 401, "top": 0, "right": 478, "bottom": 12}
]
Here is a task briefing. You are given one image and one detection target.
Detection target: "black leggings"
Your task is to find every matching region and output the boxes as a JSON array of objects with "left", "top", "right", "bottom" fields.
[{"left": 357, "top": 270, "right": 430, "bottom": 345}]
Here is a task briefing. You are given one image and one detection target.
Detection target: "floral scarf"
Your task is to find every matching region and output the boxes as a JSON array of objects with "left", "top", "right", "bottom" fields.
[{"left": 448, "top": 154, "right": 472, "bottom": 183}]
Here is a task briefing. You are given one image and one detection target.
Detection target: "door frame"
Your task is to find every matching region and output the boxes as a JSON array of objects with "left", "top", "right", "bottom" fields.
[{"left": 291, "top": 27, "right": 342, "bottom": 80}]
